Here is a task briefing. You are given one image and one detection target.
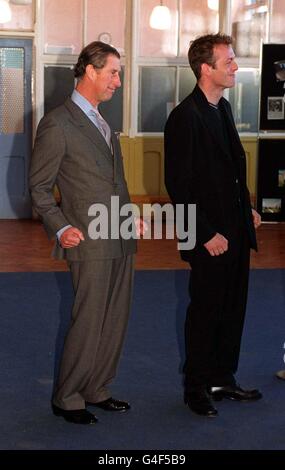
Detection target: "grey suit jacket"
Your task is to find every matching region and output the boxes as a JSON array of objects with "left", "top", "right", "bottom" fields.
[{"left": 29, "top": 97, "right": 137, "bottom": 261}]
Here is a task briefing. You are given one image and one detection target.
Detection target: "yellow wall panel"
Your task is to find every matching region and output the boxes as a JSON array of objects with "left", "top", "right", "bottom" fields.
[
  {"left": 120, "top": 136, "right": 258, "bottom": 203},
  {"left": 241, "top": 137, "right": 258, "bottom": 202}
]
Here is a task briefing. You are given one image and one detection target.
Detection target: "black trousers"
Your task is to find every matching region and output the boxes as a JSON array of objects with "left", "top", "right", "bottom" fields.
[{"left": 184, "top": 214, "right": 250, "bottom": 393}]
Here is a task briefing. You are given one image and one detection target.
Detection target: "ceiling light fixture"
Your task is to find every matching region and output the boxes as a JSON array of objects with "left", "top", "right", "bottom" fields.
[
  {"left": 0, "top": 0, "right": 11, "bottom": 23},
  {"left": 10, "top": 0, "right": 32, "bottom": 5},
  {"left": 149, "top": 0, "right": 171, "bottom": 30},
  {"left": 207, "top": 0, "right": 219, "bottom": 11}
]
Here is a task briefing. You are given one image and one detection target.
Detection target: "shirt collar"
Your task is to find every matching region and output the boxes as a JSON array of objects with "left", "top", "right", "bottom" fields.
[{"left": 71, "top": 89, "right": 97, "bottom": 117}]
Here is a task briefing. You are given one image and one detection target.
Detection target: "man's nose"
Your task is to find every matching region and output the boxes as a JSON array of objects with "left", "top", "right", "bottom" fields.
[
  {"left": 233, "top": 61, "right": 238, "bottom": 72},
  {"left": 115, "top": 75, "right": 121, "bottom": 88}
]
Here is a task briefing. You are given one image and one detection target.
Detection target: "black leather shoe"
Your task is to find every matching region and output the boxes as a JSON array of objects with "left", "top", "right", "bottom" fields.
[
  {"left": 87, "top": 397, "right": 131, "bottom": 412},
  {"left": 185, "top": 390, "right": 218, "bottom": 417},
  {"left": 208, "top": 385, "right": 262, "bottom": 402},
  {"left": 52, "top": 404, "right": 98, "bottom": 424}
]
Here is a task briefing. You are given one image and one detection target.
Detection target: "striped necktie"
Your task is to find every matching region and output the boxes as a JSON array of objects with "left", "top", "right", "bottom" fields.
[{"left": 92, "top": 108, "right": 111, "bottom": 148}]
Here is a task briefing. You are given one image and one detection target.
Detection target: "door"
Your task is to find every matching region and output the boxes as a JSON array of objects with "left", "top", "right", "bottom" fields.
[{"left": 0, "top": 38, "right": 32, "bottom": 218}]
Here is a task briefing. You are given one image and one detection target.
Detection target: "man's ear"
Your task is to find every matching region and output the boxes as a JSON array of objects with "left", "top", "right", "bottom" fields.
[
  {"left": 201, "top": 62, "right": 213, "bottom": 77},
  {"left": 85, "top": 64, "right": 97, "bottom": 80}
]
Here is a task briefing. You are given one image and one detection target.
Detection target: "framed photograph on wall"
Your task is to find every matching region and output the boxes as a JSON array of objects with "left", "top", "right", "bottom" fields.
[
  {"left": 259, "top": 44, "right": 285, "bottom": 131},
  {"left": 278, "top": 169, "right": 285, "bottom": 188},
  {"left": 267, "top": 97, "right": 284, "bottom": 120},
  {"left": 262, "top": 198, "right": 282, "bottom": 214},
  {"left": 257, "top": 139, "right": 285, "bottom": 221}
]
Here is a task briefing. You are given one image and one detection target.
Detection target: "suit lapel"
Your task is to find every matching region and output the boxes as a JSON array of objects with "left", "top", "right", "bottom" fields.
[
  {"left": 219, "top": 99, "right": 245, "bottom": 157},
  {"left": 110, "top": 132, "right": 118, "bottom": 181},
  {"left": 200, "top": 105, "right": 230, "bottom": 158},
  {"left": 191, "top": 86, "right": 228, "bottom": 157},
  {"left": 64, "top": 98, "right": 114, "bottom": 164},
  {"left": 191, "top": 86, "right": 243, "bottom": 159}
]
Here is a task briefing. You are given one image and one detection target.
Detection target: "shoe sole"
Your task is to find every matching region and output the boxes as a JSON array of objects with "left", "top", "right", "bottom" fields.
[
  {"left": 88, "top": 402, "right": 130, "bottom": 412},
  {"left": 54, "top": 413, "right": 97, "bottom": 424},
  {"left": 190, "top": 410, "right": 218, "bottom": 417},
  {"left": 64, "top": 416, "right": 97, "bottom": 424},
  {"left": 187, "top": 404, "right": 218, "bottom": 417},
  {"left": 52, "top": 406, "right": 98, "bottom": 424},
  {"left": 211, "top": 394, "right": 262, "bottom": 402}
]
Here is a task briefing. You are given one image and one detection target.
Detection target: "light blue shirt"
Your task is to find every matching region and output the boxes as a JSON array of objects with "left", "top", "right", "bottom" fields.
[{"left": 71, "top": 89, "right": 103, "bottom": 128}]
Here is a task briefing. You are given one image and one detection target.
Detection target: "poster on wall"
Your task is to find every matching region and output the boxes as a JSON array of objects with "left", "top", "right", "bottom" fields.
[
  {"left": 257, "top": 139, "right": 285, "bottom": 222},
  {"left": 267, "top": 97, "right": 284, "bottom": 120},
  {"left": 262, "top": 198, "right": 281, "bottom": 214},
  {"left": 259, "top": 43, "right": 285, "bottom": 131},
  {"left": 278, "top": 169, "right": 285, "bottom": 188}
]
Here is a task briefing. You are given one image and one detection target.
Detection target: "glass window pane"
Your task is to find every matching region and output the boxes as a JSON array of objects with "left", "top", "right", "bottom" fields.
[
  {"left": 99, "top": 67, "right": 124, "bottom": 132},
  {"left": 138, "top": 0, "right": 178, "bottom": 57},
  {"left": 270, "top": 0, "right": 285, "bottom": 43},
  {"left": 228, "top": 68, "right": 260, "bottom": 132},
  {"left": 44, "top": 66, "right": 75, "bottom": 114},
  {"left": 86, "top": 0, "right": 126, "bottom": 55},
  {"left": 138, "top": 66, "right": 175, "bottom": 132},
  {"left": 0, "top": 48, "right": 24, "bottom": 134},
  {"left": 44, "top": 65, "right": 123, "bottom": 132},
  {"left": 0, "top": 1, "right": 34, "bottom": 31},
  {"left": 179, "top": 67, "right": 197, "bottom": 102},
  {"left": 43, "top": 0, "right": 83, "bottom": 55},
  {"left": 231, "top": 0, "right": 269, "bottom": 58},
  {"left": 180, "top": 0, "right": 219, "bottom": 57}
]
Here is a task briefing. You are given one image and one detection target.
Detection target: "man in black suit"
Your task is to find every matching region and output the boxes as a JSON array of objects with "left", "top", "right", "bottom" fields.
[{"left": 164, "top": 33, "right": 262, "bottom": 417}]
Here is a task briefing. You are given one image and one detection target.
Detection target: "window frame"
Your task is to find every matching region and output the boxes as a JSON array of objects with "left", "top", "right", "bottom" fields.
[
  {"left": 133, "top": 0, "right": 273, "bottom": 137},
  {"left": 3, "top": 0, "right": 281, "bottom": 138},
  {"left": 35, "top": 0, "right": 129, "bottom": 135}
]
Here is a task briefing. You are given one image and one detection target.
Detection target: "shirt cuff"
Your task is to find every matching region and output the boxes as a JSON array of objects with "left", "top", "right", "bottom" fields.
[{"left": 56, "top": 225, "right": 72, "bottom": 241}]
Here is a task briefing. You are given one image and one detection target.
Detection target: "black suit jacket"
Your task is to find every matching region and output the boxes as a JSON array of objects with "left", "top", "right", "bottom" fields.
[{"left": 164, "top": 85, "right": 257, "bottom": 262}]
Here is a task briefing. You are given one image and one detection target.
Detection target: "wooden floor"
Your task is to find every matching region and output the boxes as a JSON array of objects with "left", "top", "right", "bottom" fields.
[{"left": 0, "top": 219, "right": 285, "bottom": 272}]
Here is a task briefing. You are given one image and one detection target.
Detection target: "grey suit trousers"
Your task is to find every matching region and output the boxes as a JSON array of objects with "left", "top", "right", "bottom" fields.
[{"left": 53, "top": 254, "right": 134, "bottom": 410}]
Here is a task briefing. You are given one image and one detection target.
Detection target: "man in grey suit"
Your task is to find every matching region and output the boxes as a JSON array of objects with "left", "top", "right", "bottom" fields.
[{"left": 29, "top": 42, "right": 138, "bottom": 424}]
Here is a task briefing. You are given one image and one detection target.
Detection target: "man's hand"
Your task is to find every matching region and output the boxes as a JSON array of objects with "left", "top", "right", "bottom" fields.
[
  {"left": 204, "top": 233, "right": 228, "bottom": 256},
  {"left": 60, "top": 227, "right": 85, "bottom": 248},
  {"left": 252, "top": 208, "right": 261, "bottom": 229},
  {"left": 135, "top": 217, "right": 148, "bottom": 237}
]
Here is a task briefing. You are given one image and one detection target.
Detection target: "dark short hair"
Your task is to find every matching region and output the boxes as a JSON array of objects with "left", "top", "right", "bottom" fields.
[
  {"left": 188, "top": 33, "right": 233, "bottom": 80},
  {"left": 74, "top": 41, "right": 120, "bottom": 78}
]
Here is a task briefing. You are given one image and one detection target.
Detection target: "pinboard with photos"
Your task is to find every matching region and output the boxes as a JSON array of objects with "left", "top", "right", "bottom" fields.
[
  {"left": 257, "top": 43, "right": 285, "bottom": 221},
  {"left": 259, "top": 43, "right": 285, "bottom": 131},
  {"left": 257, "top": 138, "right": 285, "bottom": 222}
]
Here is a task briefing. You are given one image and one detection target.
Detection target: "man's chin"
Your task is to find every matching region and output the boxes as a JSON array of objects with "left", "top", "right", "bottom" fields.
[{"left": 101, "top": 94, "right": 113, "bottom": 103}]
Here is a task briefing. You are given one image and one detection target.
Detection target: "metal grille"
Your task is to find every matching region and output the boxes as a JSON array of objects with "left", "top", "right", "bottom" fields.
[{"left": 0, "top": 48, "right": 24, "bottom": 134}]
